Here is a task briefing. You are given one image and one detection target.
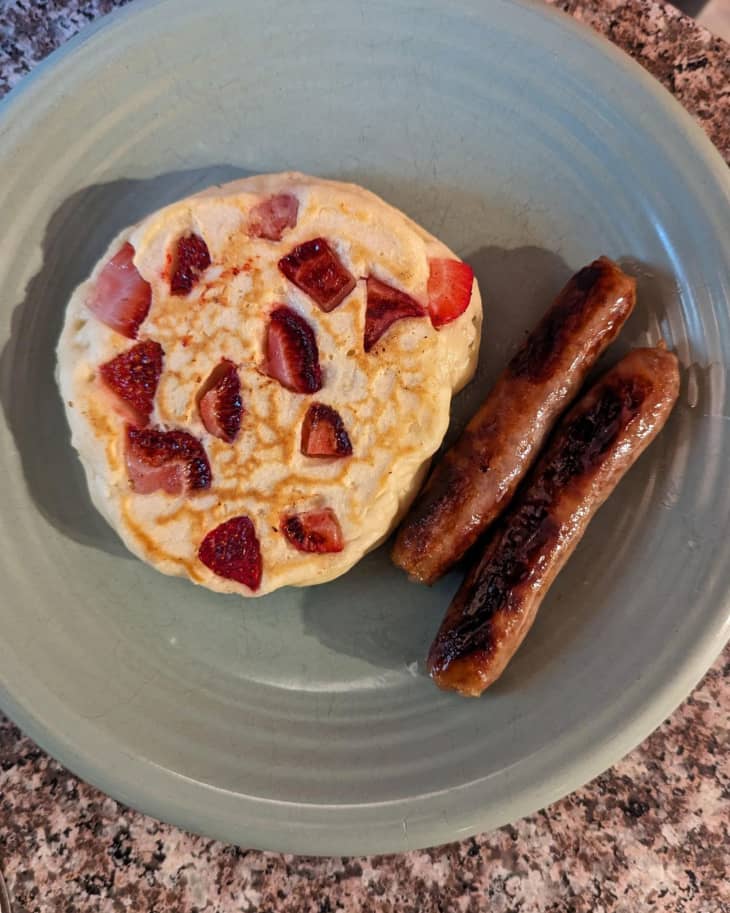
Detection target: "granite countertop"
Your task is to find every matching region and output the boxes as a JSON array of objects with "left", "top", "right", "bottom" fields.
[{"left": 0, "top": 1, "right": 728, "bottom": 911}]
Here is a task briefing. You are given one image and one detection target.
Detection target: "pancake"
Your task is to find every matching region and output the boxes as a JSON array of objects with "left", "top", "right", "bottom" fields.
[{"left": 57, "top": 173, "right": 482, "bottom": 596}]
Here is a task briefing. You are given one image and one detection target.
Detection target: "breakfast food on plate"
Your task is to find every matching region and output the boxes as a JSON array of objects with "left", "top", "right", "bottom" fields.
[
  {"left": 427, "top": 345, "right": 680, "bottom": 697},
  {"left": 392, "top": 256, "right": 636, "bottom": 584},
  {"left": 57, "top": 172, "right": 481, "bottom": 596}
]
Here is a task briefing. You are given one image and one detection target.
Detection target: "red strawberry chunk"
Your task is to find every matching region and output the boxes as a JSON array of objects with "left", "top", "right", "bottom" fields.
[
  {"left": 426, "top": 258, "right": 474, "bottom": 328},
  {"left": 301, "top": 403, "right": 352, "bottom": 458},
  {"left": 198, "top": 516, "right": 262, "bottom": 590},
  {"left": 364, "top": 276, "right": 426, "bottom": 352},
  {"left": 265, "top": 306, "right": 322, "bottom": 394},
  {"left": 125, "top": 426, "right": 211, "bottom": 495},
  {"left": 248, "top": 193, "right": 299, "bottom": 241},
  {"left": 99, "top": 340, "right": 163, "bottom": 425},
  {"left": 282, "top": 508, "right": 344, "bottom": 554},
  {"left": 278, "top": 237, "right": 356, "bottom": 311},
  {"left": 198, "top": 360, "right": 243, "bottom": 443},
  {"left": 170, "top": 233, "right": 211, "bottom": 296},
  {"left": 87, "top": 242, "right": 152, "bottom": 339}
]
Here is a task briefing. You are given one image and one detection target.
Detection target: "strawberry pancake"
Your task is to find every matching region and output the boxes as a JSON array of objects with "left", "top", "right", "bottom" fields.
[{"left": 57, "top": 173, "right": 482, "bottom": 596}]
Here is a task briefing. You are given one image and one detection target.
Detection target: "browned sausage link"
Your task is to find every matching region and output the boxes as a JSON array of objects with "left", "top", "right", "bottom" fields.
[
  {"left": 428, "top": 346, "right": 680, "bottom": 697},
  {"left": 392, "top": 257, "right": 636, "bottom": 584}
]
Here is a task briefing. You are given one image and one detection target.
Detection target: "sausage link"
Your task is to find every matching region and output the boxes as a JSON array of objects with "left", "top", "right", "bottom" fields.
[
  {"left": 392, "top": 257, "right": 636, "bottom": 584},
  {"left": 428, "top": 346, "right": 680, "bottom": 697}
]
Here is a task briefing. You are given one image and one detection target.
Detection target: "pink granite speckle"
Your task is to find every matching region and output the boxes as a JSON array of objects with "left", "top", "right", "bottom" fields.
[
  {"left": 547, "top": 0, "right": 730, "bottom": 159},
  {"left": 1, "top": 648, "right": 727, "bottom": 911},
  {"left": 0, "top": 1, "right": 728, "bottom": 911}
]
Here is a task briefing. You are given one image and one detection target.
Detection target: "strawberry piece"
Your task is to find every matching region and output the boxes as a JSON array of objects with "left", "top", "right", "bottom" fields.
[
  {"left": 248, "top": 193, "right": 299, "bottom": 241},
  {"left": 125, "top": 426, "right": 211, "bottom": 495},
  {"left": 198, "top": 516, "right": 262, "bottom": 590},
  {"left": 170, "top": 233, "right": 211, "bottom": 296},
  {"left": 364, "top": 276, "right": 426, "bottom": 352},
  {"left": 282, "top": 508, "right": 344, "bottom": 554},
  {"left": 198, "top": 360, "right": 243, "bottom": 443},
  {"left": 278, "top": 237, "right": 355, "bottom": 311},
  {"left": 265, "top": 306, "right": 322, "bottom": 394},
  {"left": 99, "top": 340, "right": 163, "bottom": 425},
  {"left": 426, "top": 258, "right": 474, "bottom": 328},
  {"left": 87, "top": 242, "right": 152, "bottom": 339},
  {"left": 301, "top": 403, "right": 352, "bottom": 457}
]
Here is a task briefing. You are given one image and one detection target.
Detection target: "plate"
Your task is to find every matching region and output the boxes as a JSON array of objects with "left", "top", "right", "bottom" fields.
[{"left": 0, "top": 0, "right": 728, "bottom": 855}]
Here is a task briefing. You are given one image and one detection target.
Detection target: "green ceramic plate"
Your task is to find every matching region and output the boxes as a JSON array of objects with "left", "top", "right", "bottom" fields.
[{"left": 0, "top": 0, "right": 728, "bottom": 855}]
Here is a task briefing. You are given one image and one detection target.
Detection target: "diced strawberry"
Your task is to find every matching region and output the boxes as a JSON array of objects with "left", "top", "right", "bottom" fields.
[
  {"left": 282, "top": 508, "right": 344, "bottom": 554},
  {"left": 248, "top": 193, "right": 299, "bottom": 241},
  {"left": 87, "top": 242, "right": 152, "bottom": 339},
  {"left": 99, "top": 340, "right": 163, "bottom": 425},
  {"left": 265, "top": 306, "right": 322, "bottom": 394},
  {"left": 125, "top": 426, "right": 211, "bottom": 495},
  {"left": 170, "top": 233, "right": 211, "bottom": 296},
  {"left": 364, "top": 276, "right": 426, "bottom": 352},
  {"left": 198, "top": 516, "right": 262, "bottom": 590},
  {"left": 278, "top": 238, "right": 356, "bottom": 311},
  {"left": 198, "top": 360, "right": 243, "bottom": 443},
  {"left": 301, "top": 403, "right": 352, "bottom": 457},
  {"left": 426, "top": 258, "right": 474, "bottom": 328}
]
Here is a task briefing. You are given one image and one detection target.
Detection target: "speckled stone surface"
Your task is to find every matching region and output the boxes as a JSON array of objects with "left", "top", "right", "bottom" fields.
[
  {"left": 548, "top": 0, "right": 730, "bottom": 160},
  {"left": 0, "top": 1, "right": 728, "bottom": 911}
]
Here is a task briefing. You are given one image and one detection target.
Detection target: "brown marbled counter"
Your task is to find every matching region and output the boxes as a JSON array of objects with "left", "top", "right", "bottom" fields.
[{"left": 0, "top": 1, "right": 728, "bottom": 910}]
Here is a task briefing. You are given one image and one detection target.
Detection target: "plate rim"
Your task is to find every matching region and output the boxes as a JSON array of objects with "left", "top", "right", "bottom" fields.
[{"left": 0, "top": 0, "right": 729, "bottom": 855}]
